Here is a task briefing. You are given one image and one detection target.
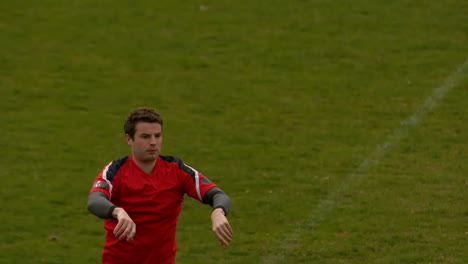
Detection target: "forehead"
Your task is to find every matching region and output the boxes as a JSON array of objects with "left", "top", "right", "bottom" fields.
[{"left": 134, "top": 122, "right": 162, "bottom": 134}]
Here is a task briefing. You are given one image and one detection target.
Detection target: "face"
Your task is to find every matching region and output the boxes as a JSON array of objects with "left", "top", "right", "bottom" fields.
[{"left": 126, "top": 122, "right": 162, "bottom": 163}]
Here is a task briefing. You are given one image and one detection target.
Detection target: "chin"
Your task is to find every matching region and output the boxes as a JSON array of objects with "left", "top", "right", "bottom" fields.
[{"left": 148, "top": 154, "right": 159, "bottom": 160}]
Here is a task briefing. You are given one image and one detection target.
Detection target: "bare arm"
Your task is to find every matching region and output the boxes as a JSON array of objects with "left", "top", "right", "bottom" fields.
[
  {"left": 111, "top": 207, "right": 136, "bottom": 241},
  {"left": 211, "top": 208, "right": 233, "bottom": 246}
]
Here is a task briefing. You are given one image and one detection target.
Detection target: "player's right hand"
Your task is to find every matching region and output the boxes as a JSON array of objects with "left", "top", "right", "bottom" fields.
[{"left": 112, "top": 207, "right": 136, "bottom": 241}]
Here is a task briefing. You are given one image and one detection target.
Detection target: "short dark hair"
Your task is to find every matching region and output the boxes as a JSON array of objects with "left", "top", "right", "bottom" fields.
[{"left": 124, "top": 107, "right": 163, "bottom": 139}]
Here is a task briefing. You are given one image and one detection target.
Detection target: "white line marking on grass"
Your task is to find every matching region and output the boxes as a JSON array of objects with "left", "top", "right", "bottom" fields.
[{"left": 261, "top": 58, "right": 468, "bottom": 263}]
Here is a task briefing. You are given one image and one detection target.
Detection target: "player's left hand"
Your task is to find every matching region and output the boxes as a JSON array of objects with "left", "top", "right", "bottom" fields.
[{"left": 211, "top": 208, "right": 233, "bottom": 246}]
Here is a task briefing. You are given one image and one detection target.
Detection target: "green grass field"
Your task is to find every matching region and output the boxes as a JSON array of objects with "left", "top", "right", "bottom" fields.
[{"left": 1, "top": 1, "right": 467, "bottom": 263}]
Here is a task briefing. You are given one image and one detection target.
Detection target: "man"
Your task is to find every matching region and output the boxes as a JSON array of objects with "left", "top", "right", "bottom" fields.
[{"left": 87, "top": 107, "right": 233, "bottom": 264}]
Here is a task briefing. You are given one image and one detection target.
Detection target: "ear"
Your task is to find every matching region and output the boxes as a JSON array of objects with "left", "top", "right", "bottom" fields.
[{"left": 125, "top": 134, "right": 133, "bottom": 146}]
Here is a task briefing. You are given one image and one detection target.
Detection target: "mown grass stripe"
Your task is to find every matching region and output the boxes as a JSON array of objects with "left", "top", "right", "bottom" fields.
[{"left": 261, "top": 58, "right": 468, "bottom": 263}]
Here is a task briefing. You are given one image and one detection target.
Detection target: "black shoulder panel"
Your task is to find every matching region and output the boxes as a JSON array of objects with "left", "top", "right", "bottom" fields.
[
  {"left": 159, "top": 155, "right": 196, "bottom": 181},
  {"left": 106, "top": 155, "right": 130, "bottom": 182}
]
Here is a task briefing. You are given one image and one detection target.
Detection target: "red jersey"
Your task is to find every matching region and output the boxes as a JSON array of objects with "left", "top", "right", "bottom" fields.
[{"left": 89, "top": 155, "right": 217, "bottom": 264}]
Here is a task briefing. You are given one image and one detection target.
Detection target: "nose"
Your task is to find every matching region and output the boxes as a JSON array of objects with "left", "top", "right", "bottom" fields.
[{"left": 150, "top": 135, "right": 158, "bottom": 145}]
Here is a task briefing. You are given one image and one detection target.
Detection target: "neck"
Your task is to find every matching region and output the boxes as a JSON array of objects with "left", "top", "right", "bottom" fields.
[{"left": 133, "top": 158, "right": 157, "bottom": 174}]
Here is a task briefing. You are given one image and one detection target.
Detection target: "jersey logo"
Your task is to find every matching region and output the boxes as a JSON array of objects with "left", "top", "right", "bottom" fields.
[{"left": 93, "top": 181, "right": 108, "bottom": 188}]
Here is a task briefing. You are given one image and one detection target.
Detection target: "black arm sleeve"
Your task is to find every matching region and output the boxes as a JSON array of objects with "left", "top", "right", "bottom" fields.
[
  {"left": 87, "top": 191, "right": 117, "bottom": 219},
  {"left": 203, "top": 187, "right": 232, "bottom": 216}
]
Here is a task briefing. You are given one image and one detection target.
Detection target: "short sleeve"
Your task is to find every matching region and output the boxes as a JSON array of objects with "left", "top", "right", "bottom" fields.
[
  {"left": 89, "top": 162, "right": 113, "bottom": 198},
  {"left": 89, "top": 156, "right": 129, "bottom": 199},
  {"left": 179, "top": 163, "right": 217, "bottom": 202}
]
